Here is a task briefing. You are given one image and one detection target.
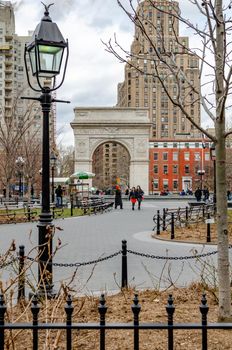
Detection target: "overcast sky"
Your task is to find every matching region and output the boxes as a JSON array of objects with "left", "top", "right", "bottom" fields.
[{"left": 14, "top": 0, "right": 214, "bottom": 146}]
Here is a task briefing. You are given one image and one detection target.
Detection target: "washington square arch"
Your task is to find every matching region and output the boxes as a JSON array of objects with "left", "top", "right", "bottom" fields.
[{"left": 71, "top": 107, "right": 151, "bottom": 194}]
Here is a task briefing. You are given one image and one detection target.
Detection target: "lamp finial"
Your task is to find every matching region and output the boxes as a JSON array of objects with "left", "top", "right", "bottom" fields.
[{"left": 41, "top": 2, "right": 54, "bottom": 16}]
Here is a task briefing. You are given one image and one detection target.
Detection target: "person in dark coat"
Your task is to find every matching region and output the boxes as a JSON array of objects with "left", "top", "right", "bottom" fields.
[
  {"left": 55, "top": 185, "right": 63, "bottom": 207},
  {"left": 195, "top": 187, "right": 202, "bottom": 202},
  {"left": 135, "top": 185, "right": 144, "bottom": 210},
  {"left": 129, "top": 187, "right": 137, "bottom": 210},
  {"left": 203, "top": 186, "right": 209, "bottom": 202},
  {"left": 115, "top": 185, "right": 123, "bottom": 209}
]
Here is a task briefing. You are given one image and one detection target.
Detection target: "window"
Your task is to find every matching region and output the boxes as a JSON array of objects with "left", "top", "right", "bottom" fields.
[
  {"left": 173, "top": 152, "right": 178, "bottom": 161},
  {"left": 163, "top": 142, "right": 168, "bottom": 148},
  {"left": 173, "top": 180, "right": 178, "bottom": 189},
  {"left": 205, "top": 153, "right": 210, "bottom": 161},
  {"left": 173, "top": 142, "right": 178, "bottom": 148},
  {"left": 185, "top": 143, "right": 189, "bottom": 148},
  {"left": 154, "top": 165, "right": 158, "bottom": 173},
  {"left": 163, "top": 179, "right": 169, "bottom": 189},
  {"left": 194, "top": 153, "right": 200, "bottom": 161},
  {"left": 185, "top": 165, "right": 190, "bottom": 173},
  {"left": 184, "top": 152, "right": 190, "bottom": 161},
  {"left": 153, "top": 179, "right": 159, "bottom": 189},
  {"left": 163, "top": 152, "right": 168, "bottom": 161},
  {"left": 154, "top": 142, "right": 158, "bottom": 147},
  {"left": 163, "top": 165, "right": 168, "bottom": 174},
  {"left": 195, "top": 142, "right": 199, "bottom": 148},
  {"left": 173, "top": 165, "right": 178, "bottom": 173},
  {"left": 154, "top": 153, "right": 158, "bottom": 160}
]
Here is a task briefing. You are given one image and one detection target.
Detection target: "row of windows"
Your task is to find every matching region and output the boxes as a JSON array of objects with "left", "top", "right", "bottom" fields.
[
  {"left": 154, "top": 165, "right": 209, "bottom": 175},
  {"left": 153, "top": 180, "right": 178, "bottom": 190},
  {"left": 153, "top": 142, "right": 210, "bottom": 148},
  {"left": 153, "top": 152, "right": 210, "bottom": 161}
]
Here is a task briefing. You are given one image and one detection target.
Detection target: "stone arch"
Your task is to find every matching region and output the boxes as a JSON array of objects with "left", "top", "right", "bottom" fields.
[{"left": 71, "top": 107, "right": 151, "bottom": 194}]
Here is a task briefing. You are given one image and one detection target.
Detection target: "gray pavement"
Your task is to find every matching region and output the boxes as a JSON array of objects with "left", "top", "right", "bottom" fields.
[{"left": 0, "top": 199, "right": 223, "bottom": 295}]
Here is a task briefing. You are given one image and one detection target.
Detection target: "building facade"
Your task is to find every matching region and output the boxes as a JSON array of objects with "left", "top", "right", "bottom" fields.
[
  {"left": 0, "top": 1, "right": 55, "bottom": 144},
  {"left": 117, "top": 0, "right": 201, "bottom": 139},
  {"left": 149, "top": 139, "right": 213, "bottom": 194}
]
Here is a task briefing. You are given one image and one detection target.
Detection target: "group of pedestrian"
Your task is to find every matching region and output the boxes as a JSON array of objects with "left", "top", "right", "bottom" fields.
[
  {"left": 194, "top": 186, "right": 209, "bottom": 202},
  {"left": 114, "top": 185, "right": 144, "bottom": 210}
]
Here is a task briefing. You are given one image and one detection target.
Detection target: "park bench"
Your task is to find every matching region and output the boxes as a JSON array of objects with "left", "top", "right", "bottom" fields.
[{"left": 76, "top": 198, "right": 114, "bottom": 215}]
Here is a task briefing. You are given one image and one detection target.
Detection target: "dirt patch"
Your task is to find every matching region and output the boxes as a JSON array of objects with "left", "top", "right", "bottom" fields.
[{"left": 152, "top": 222, "right": 232, "bottom": 244}]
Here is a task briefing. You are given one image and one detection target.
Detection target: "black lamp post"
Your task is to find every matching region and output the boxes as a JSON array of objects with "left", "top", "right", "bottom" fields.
[
  {"left": 50, "top": 152, "right": 57, "bottom": 205},
  {"left": 22, "top": 3, "right": 69, "bottom": 296},
  {"left": 16, "top": 156, "right": 25, "bottom": 198},
  {"left": 210, "top": 143, "right": 216, "bottom": 204},
  {"left": 197, "top": 169, "right": 205, "bottom": 192}
]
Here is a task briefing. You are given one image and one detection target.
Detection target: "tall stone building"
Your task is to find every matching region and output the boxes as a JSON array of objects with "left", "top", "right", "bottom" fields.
[
  {"left": 117, "top": 0, "right": 201, "bottom": 139},
  {"left": 0, "top": 1, "right": 55, "bottom": 144}
]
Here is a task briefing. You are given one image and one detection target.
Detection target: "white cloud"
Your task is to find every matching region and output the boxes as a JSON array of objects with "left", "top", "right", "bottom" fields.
[{"left": 14, "top": 0, "right": 133, "bottom": 146}]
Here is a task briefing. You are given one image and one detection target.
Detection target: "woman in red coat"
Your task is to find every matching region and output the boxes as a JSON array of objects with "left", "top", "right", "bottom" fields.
[{"left": 129, "top": 187, "right": 137, "bottom": 210}]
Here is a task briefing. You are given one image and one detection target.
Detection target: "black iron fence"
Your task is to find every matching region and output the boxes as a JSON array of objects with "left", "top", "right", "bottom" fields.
[
  {"left": 153, "top": 204, "right": 216, "bottom": 241},
  {"left": 0, "top": 292, "right": 232, "bottom": 350}
]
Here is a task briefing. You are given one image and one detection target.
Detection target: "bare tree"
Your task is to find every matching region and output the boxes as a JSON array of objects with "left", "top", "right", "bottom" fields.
[
  {"left": 0, "top": 94, "right": 37, "bottom": 200},
  {"left": 104, "top": 0, "right": 232, "bottom": 320},
  {"left": 57, "top": 144, "right": 74, "bottom": 177}
]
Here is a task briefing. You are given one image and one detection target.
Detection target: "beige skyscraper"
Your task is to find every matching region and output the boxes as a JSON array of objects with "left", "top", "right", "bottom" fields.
[
  {"left": 0, "top": 1, "right": 55, "bottom": 144},
  {"left": 117, "top": 0, "right": 201, "bottom": 139}
]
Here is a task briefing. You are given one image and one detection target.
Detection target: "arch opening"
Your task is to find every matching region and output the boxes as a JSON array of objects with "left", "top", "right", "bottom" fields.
[{"left": 92, "top": 141, "right": 130, "bottom": 193}]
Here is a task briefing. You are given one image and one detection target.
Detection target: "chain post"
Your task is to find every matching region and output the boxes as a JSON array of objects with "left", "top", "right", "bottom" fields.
[
  {"left": 27, "top": 206, "right": 31, "bottom": 221},
  {"left": 200, "top": 293, "right": 209, "bottom": 350},
  {"left": 18, "top": 245, "right": 25, "bottom": 302},
  {"left": 121, "top": 240, "right": 128, "bottom": 289},
  {"left": 171, "top": 213, "right": 175, "bottom": 239},
  {"left": 166, "top": 294, "right": 175, "bottom": 350},
  {"left": 0, "top": 295, "right": 6, "bottom": 350},
  {"left": 185, "top": 206, "right": 188, "bottom": 227},
  {"left": 206, "top": 213, "right": 211, "bottom": 243},
  {"left": 70, "top": 194, "right": 73, "bottom": 216},
  {"left": 65, "top": 294, "right": 74, "bottom": 350},
  {"left": 98, "top": 294, "right": 107, "bottom": 350},
  {"left": 163, "top": 208, "right": 166, "bottom": 231},
  {"left": 132, "top": 293, "right": 141, "bottom": 350},
  {"left": 31, "top": 294, "right": 40, "bottom": 350},
  {"left": 202, "top": 205, "right": 205, "bottom": 219},
  {"left": 157, "top": 210, "right": 160, "bottom": 235}
]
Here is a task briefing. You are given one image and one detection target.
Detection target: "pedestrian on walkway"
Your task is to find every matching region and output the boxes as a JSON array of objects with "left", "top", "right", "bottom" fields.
[
  {"left": 135, "top": 185, "right": 144, "bottom": 210},
  {"left": 195, "top": 187, "right": 202, "bottom": 202},
  {"left": 115, "top": 185, "right": 123, "bottom": 209},
  {"left": 55, "top": 185, "right": 63, "bottom": 207},
  {"left": 129, "top": 187, "right": 137, "bottom": 210}
]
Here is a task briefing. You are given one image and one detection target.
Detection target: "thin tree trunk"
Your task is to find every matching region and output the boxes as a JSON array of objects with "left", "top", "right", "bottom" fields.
[{"left": 215, "top": 0, "right": 231, "bottom": 320}]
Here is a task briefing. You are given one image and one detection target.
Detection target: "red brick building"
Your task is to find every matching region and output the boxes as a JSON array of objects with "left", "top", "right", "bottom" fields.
[{"left": 149, "top": 139, "right": 214, "bottom": 194}]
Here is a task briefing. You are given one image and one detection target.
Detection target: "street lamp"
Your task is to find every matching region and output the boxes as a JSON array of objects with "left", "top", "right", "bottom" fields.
[
  {"left": 15, "top": 156, "right": 25, "bottom": 199},
  {"left": 210, "top": 143, "right": 216, "bottom": 204},
  {"left": 22, "top": 3, "right": 69, "bottom": 296},
  {"left": 197, "top": 169, "right": 205, "bottom": 192},
  {"left": 50, "top": 152, "right": 57, "bottom": 205}
]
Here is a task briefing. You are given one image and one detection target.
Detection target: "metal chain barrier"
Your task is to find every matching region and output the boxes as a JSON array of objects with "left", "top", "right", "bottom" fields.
[
  {"left": 127, "top": 247, "right": 232, "bottom": 260},
  {"left": 26, "top": 250, "right": 122, "bottom": 267}
]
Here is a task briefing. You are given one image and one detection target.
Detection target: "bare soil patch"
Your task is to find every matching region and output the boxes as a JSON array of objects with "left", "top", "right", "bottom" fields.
[{"left": 152, "top": 222, "right": 232, "bottom": 244}]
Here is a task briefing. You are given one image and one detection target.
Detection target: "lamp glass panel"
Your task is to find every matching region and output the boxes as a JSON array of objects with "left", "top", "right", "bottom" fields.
[
  {"left": 38, "top": 45, "right": 63, "bottom": 74},
  {"left": 28, "top": 47, "right": 36, "bottom": 75}
]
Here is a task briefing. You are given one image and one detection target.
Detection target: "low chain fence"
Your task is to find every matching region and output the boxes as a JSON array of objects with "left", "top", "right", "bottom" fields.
[{"left": 1, "top": 240, "right": 228, "bottom": 301}]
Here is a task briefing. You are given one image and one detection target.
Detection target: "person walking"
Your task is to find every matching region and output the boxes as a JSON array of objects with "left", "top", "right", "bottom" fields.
[
  {"left": 135, "top": 185, "right": 144, "bottom": 210},
  {"left": 55, "top": 185, "right": 63, "bottom": 207},
  {"left": 129, "top": 187, "right": 137, "bottom": 210},
  {"left": 203, "top": 186, "right": 209, "bottom": 202},
  {"left": 114, "top": 185, "right": 123, "bottom": 209},
  {"left": 195, "top": 187, "right": 202, "bottom": 202}
]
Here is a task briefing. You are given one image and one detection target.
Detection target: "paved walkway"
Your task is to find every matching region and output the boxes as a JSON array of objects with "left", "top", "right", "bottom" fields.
[{"left": 0, "top": 199, "right": 221, "bottom": 295}]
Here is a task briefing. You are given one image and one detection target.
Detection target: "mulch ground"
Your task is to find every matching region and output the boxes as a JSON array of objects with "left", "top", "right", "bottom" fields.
[
  {"left": 152, "top": 222, "right": 232, "bottom": 244},
  {"left": 5, "top": 286, "right": 232, "bottom": 349}
]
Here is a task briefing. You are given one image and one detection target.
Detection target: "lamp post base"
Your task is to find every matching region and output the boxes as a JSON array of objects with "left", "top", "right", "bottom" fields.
[{"left": 37, "top": 212, "right": 54, "bottom": 296}]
